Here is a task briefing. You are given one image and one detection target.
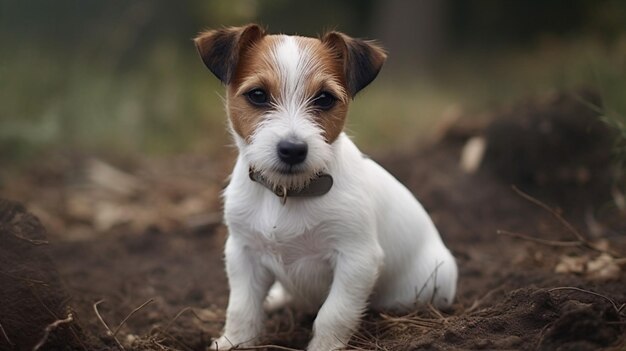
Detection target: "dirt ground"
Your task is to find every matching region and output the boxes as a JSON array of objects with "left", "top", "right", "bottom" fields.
[{"left": 1, "top": 91, "right": 625, "bottom": 350}]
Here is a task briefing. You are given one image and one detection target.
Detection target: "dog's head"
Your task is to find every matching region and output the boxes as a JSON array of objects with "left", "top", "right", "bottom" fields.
[{"left": 195, "top": 24, "right": 386, "bottom": 190}]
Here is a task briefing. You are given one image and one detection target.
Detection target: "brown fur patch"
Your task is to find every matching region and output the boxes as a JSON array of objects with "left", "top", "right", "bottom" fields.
[{"left": 195, "top": 25, "right": 386, "bottom": 144}]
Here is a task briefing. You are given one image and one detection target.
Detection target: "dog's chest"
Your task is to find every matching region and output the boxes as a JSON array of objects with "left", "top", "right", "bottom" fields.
[
  {"left": 226, "top": 188, "right": 340, "bottom": 263},
  {"left": 255, "top": 229, "right": 335, "bottom": 305},
  {"left": 250, "top": 226, "right": 335, "bottom": 267}
]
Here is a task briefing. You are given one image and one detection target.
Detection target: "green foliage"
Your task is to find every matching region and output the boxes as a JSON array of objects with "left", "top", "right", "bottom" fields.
[{"left": 573, "top": 50, "right": 626, "bottom": 181}]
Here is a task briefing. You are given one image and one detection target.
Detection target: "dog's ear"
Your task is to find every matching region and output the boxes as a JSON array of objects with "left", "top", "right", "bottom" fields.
[
  {"left": 322, "top": 31, "right": 387, "bottom": 97},
  {"left": 194, "top": 24, "right": 265, "bottom": 84}
]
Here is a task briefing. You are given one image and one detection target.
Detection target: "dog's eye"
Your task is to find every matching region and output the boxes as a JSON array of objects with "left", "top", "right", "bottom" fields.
[
  {"left": 312, "top": 92, "right": 336, "bottom": 110},
  {"left": 246, "top": 89, "right": 269, "bottom": 107}
]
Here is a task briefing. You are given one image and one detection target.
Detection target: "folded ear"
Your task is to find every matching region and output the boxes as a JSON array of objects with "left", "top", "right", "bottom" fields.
[
  {"left": 194, "top": 24, "right": 265, "bottom": 84},
  {"left": 322, "top": 31, "right": 387, "bottom": 97}
]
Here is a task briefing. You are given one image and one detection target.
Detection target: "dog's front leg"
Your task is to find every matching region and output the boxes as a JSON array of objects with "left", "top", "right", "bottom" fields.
[
  {"left": 212, "top": 235, "right": 273, "bottom": 350},
  {"left": 308, "top": 245, "right": 384, "bottom": 351}
]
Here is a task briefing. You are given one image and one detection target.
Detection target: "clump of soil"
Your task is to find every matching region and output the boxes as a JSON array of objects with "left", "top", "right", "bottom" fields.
[
  {"left": 0, "top": 199, "right": 97, "bottom": 350},
  {"left": 0, "top": 90, "right": 624, "bottom": 350},
  {"left": 482, "top": 90, "right": 616, "bottom": 207}
]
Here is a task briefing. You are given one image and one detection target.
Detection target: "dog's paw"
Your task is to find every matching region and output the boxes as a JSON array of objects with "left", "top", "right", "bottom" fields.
[
  {"left": 209, "top": 336, "right": 236, "bottom": 350},
  {"left": 263, "top": 282, "right": 292, "bottom": 312},
  {"left": 210, "top": 334, "right": 258, "bottom": 351},
  {"left": 307, "top": 337, "right": 346, "bottom": 351}
]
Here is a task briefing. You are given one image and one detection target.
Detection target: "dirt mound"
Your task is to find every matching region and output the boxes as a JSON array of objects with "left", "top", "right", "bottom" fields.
[
  {"left": 0, "top": 199, "right": 97, "bottom": 350},
  {"left": 482, "top": 90, "right": 616, "bottom": 208},
  {"left": 397, "top": 287, "right": 622, "bottom": 350}
]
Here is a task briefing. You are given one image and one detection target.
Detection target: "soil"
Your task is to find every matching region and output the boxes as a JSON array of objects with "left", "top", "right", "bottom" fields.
[{"left": 1, "top": 91, "right": 625, "bottom": 351}]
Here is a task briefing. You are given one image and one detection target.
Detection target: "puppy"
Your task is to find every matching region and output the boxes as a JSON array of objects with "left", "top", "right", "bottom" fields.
[{"left": 194, "top": 24, "right": 458, "bottom": 351}]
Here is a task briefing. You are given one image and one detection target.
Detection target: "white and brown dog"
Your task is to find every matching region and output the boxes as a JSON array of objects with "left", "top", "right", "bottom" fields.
[{"left": 194, "top": 24, "right": 457, "bottom": 351}]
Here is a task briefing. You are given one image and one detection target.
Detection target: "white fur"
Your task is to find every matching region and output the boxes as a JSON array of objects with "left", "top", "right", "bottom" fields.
[
  {"left": 213, "top": 37, "right": 458, "bottom": 351},
  {"left": 239, "top": 36, "right": 333, "bottom": 191}
]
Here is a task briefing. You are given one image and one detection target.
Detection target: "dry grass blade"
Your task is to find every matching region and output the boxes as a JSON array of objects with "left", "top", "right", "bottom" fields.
[
  {"left": 152, "top": 328, "right": 194, "bottom": 351},
  {"left": 0, "top": 320, "right": 13, "bottom": 347},
  {"left": 93, "top": 300, "right": 125, "bottom": 350},
  {"left": 32, "top": 313, "right": 73, "bottom": 351},
  {"left": 512, "top": 185, "right": 588, "bottom": 242},
  {"left": 379, "top": 313, "right": 443, "bottom": 328},
  {"left": 496, "top": 230, "right": 581, "bottom": 247},
  {"left": 465, "top": 285, "right": 504, "bottom": 314},
  {"left": 29, "top": 290, "right": 87, "bottom": 351},
  {"left": 232, "top": 345, "right": 303, "bottom": 351},
  {"left": 163, "top": 306, "right": 221, "bottom": 333},
  {"left": 112, "top": 298, "right": 155, "bottom": 336},
  {"left": 133, "top": 334, "right": 183, "bottom": 351},
  {"left": 426, "top": 304, "right": 446, "bottom": 320},
  {"left": 548, "top": 286, "right": 624, "bottom": 316},
  {"left": 511, "top": 186, "right": 623, "bottom": 258},
  {"left": 534, "top": 320, "right": 555, "bottom": 350},
  {"left": 0, "top": 270, "right": 48, "bottom": 286}
]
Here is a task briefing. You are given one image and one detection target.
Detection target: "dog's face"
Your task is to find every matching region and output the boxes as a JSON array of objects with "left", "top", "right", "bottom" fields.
[{"left": 195, "top": 24, "right": 386, "bottom": 190}]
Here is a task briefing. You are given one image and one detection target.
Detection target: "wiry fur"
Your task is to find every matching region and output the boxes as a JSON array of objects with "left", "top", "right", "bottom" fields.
[{"left": 195, "top": 25, "right": 458, "bottom": 351}]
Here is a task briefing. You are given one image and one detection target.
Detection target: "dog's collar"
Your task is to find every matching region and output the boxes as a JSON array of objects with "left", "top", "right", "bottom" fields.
[{"left": 248, "top": 168, "right": 333, "bottom": 205}]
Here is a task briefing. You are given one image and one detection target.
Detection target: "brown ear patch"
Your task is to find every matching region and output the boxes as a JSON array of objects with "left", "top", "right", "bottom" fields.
[
  {"left": 322, "top": 32, "right": 387, "bottom": 97},
  {"left": 194, "top": 24, "right": 265, "bottom": 84}
]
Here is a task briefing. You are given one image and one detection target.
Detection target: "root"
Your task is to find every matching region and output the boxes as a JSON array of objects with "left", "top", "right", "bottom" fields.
[
  {"left": 10, "top": 230, "right": 49, "bottom": 246},
  {"left": 32, "top": 313, "right": 73, "bottom": 351}
]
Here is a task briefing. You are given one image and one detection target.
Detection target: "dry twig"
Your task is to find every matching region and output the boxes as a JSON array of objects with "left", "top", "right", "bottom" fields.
[
  {"left": 0, "top": 320, "right": 13, "bottom": 347},
  {"left": 350, "top": 331, "right": 389, "bottom": 351},
  {"left": 163, "top": 306, "right": 221, "bottom": 333},
  {"left": 10, "top": 231, "right": 49, "bottom": 245},
  {"left": 29, "top": 290, "right": 87, "bottom": 351},
  {"left": 379, "top": 313, "right": 442, "bottom": 328},
  {"left": 465, "top": 285, "right": 504, "bottom": 314},
  {"left": 503, "top": 186, "right": 623, "bottom": 258},
  {"left": 93, "top": 300, "right": 125, "bottom": 350},
  {"left": 32, "top": 313, "right": 73, "bottom": 351},
  {"left": 512, "top": 186, "right": 588, "bottom": 243},
  {"left": 415, "top": 261, "right": 444, "bottom": 302},
  {"left": 426, "top": 303, "right": 446, "bottom": 320},
  {"left": 496, "top": 230, "right": 580, "bottom": 247},
  {"left": 112, "top": 298, "right": 155, "bottom": 336},
  {"left": 548, "top": 286, "right": 625, "bottom": 316},
  {"left": 0, "top": 270, "right": 47, "bottom": 286},
  {"left": 231, "top": 344, "right": 303, "bottom": 351},
  {"left": 152, "top": 328, "right": 194, "bottom": 351},
  {"left": 534, "top": 319, "right": 555, "bottom": 350}
]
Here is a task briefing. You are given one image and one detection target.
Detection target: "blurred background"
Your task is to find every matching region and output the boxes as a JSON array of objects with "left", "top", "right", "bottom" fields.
[
  {"left": 1, "top": 4, "right": 626, "bottom": 350},
  {"left": 1, "top": 0, "right": 625, "bottom": 167}
]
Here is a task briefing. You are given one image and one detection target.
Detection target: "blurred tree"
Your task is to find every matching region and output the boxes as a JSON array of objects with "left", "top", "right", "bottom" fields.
[
  {"left": 256, "top": 0, "right": 375, "bottom": 37},
  {"left": 375, "top": 0, "right": 448, "bottom": 73}
]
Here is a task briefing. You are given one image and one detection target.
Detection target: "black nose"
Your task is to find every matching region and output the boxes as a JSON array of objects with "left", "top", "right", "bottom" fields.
[{"left": 277, "top": 140, "right": 308, "bottom": 165}]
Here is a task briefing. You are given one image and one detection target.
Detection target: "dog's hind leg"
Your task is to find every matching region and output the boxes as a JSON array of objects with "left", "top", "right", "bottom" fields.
[{"left": 263, "top": 281, "right": 292, "bottom": 312}]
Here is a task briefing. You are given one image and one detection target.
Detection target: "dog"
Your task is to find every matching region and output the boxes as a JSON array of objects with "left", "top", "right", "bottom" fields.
[{"left": 194, "top": 24, "right": 458, "bottom": 351}]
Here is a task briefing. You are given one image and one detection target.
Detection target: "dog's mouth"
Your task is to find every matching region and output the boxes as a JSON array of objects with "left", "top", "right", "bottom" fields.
[
  {"left": 275, "top": 166, "right": 307, "bottom": 175},
  {"left": 250, "top": 163, "right": 325, "bottom": 191}
]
